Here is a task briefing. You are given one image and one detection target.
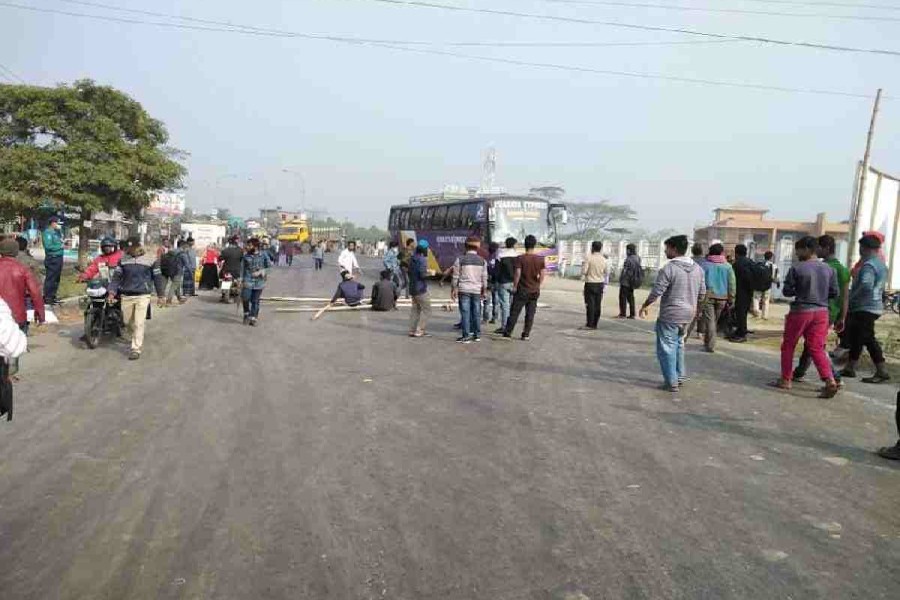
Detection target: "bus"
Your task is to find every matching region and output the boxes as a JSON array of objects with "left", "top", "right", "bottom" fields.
[
  {"left": 388, "top": 194, "right": 566, "bottom": 274},
  {"left": 277, "top": 218, "right": 310, "bottom": 245}
]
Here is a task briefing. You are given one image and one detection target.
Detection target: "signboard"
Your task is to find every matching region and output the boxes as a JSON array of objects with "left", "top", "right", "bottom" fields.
[
  {"left": 180, "top": 223, "right": 226, "bottom": 248},
  {"left": 147, "top": 192, "right": 185, "bottom": 216}
]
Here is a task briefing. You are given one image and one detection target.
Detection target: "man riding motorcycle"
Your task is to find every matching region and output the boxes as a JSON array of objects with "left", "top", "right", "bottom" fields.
[
  {"left": 78, "top": 237, "right": 123, "bottom": 282},
  {"left": 218, "top": 235, "right": 244, "bottom": 302}
]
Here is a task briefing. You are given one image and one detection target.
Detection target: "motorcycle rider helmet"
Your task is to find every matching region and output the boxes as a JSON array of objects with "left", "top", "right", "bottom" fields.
[{"left": 100, "top": 237, "right": 117, "bottom": 254}]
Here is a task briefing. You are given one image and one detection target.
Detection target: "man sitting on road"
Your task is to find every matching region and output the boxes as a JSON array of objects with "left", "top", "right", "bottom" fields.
[
  {"left": 371, "top": 270, "right": 399, "bottom": 312},
  {"left": 108, "top": 239, "right": 165, "bottom": 361},
  {"left": 332, "top": 271, "right": 366, "bottom": 308}
]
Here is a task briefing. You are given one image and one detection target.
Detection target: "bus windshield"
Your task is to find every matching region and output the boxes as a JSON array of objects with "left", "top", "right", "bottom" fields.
[{"left": 492, "top": 199, "right": 555, "bottom": 247}]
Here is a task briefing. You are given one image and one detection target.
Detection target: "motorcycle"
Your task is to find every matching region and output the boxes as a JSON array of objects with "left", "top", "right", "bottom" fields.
[
  {"left": 81, "top": 278, "right": 124, "bottom": 349},
  {"left": 220, "top": 271, "right": 241, "bottom": 303}
]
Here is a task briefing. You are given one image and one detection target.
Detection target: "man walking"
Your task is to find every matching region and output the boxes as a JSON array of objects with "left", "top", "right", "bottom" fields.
[
  {"left": 108, "top": 239, "right": 165, "bottom": 360},
  {"left": 771, "top": 236, "right": 839, "bottom": 398},
  {"left": 502, "top": 235, "right": 546, "bottom": 341},
  {"left": 618, "top": 243, "right": 642, "bottom": 319},
  {"left": 698, "top": 243, "right": 735, "bottom": 352},
  {"left": 793, "top": 235, "right": 849, "bottom": 385},
  {"left": 399, "top": 238, "right": 414, "bottom": 299},
  {"left": 841, "top": 234, "right": 890, "bottom": 383},
  {"left": 493, "top": 237, "right": 517, "bottom": 334},
  {"left": 338, "top": 241, "right": 361, "bottom": 277},
  {"left": 241, "top": 238, "right": 273, "bottom": 326},
  {"left": 729, "top": 244, "right": 755, "bottom": 343},
  {"left": 408, "top": 240, "right": 432, "bottom": 338},
  {"left": 752, "top": 251, "right": 780, "bottom": 320},
  {"left": 0, "top": 238, "right": 46, "bottom": 333},
  {"left": 639, "top": 235, "right": 705, "bottom": 392},
  {"left": 581, "top": 241, "right": 608, "bottom": 330},
  {"left": 42, "top": 216, "right": 64, "bottom": 305},
  {"left": 452, "top": 237, "right": 488, "bottom": 343}
]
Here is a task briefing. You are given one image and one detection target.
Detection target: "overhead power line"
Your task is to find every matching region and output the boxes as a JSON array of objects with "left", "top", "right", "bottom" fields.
[
  {"left": 0, "top": 61, "right": 26, "bottom": 83},
  {"left": 534, "top": 0, "right": 900, "bottom": 22},
  {"left": 9, "top": 1, "right": 738, "bottom": 48},
  {"left": 366, "top": 0, "right": 900, "bottom": 57},
  {"left": 721, "top": 0, "right": 900, "bottom": 11},
  {"left": 0, "top": 1, "right": 883, "bottom": 99}
]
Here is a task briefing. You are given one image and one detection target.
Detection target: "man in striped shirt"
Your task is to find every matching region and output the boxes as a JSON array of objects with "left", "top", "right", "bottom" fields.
[{"left": 451, "top": 237, "right": 488, "bottom": 344}]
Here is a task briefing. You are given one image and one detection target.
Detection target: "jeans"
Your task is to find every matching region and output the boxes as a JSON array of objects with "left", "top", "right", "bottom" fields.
[
  {"left": 490, "top": 286, "right": 502, "bottom": 322},
  {"left": 242, "top": 288, "right": 263, "bottom": 318},
  {"left": 483, "top": 286, "right": 493, "bottom": 322},
  {"left": 583, "top": 282, "right": 605, "bottom": 328},
  {"left": 121, "top": 294, "right": 151, "bottom": 353},
  {"left": 618, "top": 285, "right": 636, "bottom": 318},
  {"left": 458, "top": 292, "right": 482, "bottom": 338},
  {"left": 700, "top": 298, "right": 728, "bottom": 351},
  {"left": 752, "top": 290, "right": 772, "bottom": 319},
  {"left": 286, "top": 254, "right": 294, "bottom": 266},
  {"left": 496, "top": 282, "right": 513, "bottom": 328},
  {"left": 409, "top": 292, "right": 431, "bottom": 334},
  {"left": 314, "top": 257, "right": 324, "bottom": 270},
  {"left": 655, "top": 320, "right": 686, "bottom": 387},
  {"left": 781, "top": 310, "right": 832, "bottom": 380},
  {"left": 43, "top": 254, "right": 63, "bottom": 302},
  {"left": 847, "top": 311, "right": 885, "bottom": 364},
  {"left": 506, "top": 289, "right": 540, "bottom": 337}
]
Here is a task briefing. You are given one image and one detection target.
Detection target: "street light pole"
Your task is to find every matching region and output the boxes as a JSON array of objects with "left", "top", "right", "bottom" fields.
[{"left": 282, "top": 168, "right": 307, "bottom": 211}]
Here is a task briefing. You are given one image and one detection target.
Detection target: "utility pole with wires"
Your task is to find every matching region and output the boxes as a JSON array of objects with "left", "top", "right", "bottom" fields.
[{"left": 848, "top": 88, "right": 883, "bottom": 265}]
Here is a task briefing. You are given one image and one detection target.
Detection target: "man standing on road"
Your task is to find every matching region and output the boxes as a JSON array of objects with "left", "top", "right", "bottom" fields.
[
  {"left": 452, "top": 237, "right": 488, "bottom": 344},
  {"left": 0, "top": 238, "right": 46, "bottom": 334},
  {"left": 617, "top": 243, "right": 642, "bottom": 319},
  {"left": 684, "top": 243, "right": 708, "bottom": 340},
  {"left": 312, "top": 241, "right": 325, "bottom": 271},
  {"left": 729, "top": 244, "right": 755, "bottom": 343},
  {"left": 408, "top": 240, "right": 432, "bottom": 338},
  {"left": 639, "top": 235, "right": 705, "bottom": 392},
  {"left": 218, "top": 236, "right": 243, "bottom": 303},
  {"left": 697, "top": 243, "right": 734, "bottom": 353},
  {"left": 241, "top": 238, "right": 273, "bottom": 327},
  {"left": 581, "top": 241, "right": 608, "bottom": 330},
  {"left": 399, "top": 238, "right": 414, "bottom": 299},
  {"left": 383, "top": 241, "right": 401, "bottom": 291},
  {"left": 502, "top": 235, "right": 546, "bottom": 341},
  {"left": 108, "top": 239, "right": 165, "bottom": 361},
  {"left": 42, "top": 216, "right": 64, "bottom": 305},
  {"left": 338, "top": 241, "right": 361, "bottom": 277},
  {"left": 492, "top": 237, "right": 518, "bottom": 334},
  {"left": 793, "top": 235, "right": 849, "bottom": 385},
  {"left": 841, "top": 234, "right": 890, "bottom": 383}
]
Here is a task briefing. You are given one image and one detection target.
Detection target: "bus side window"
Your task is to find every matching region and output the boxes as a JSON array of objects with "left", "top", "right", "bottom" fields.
[
  {"left": 432, "top": 206, "right": 447, "bottom": 229},
  {"left": 462, "top": 203, "right": 480, "bottom": 229},
  {"left": 446, "top": 204, "right": 463, "bottom": 229},
  {"left": 399, "top": 209, "right": 410, "bottom": 229},
  {"left": 409, "top": 207, "right": 422, "bottom": 229},
  {"left": 389, "top": 209, "right": 398, "bottom": 229},
  {"left": 420, "top": 207, "right": 433, "bottom": 230}
]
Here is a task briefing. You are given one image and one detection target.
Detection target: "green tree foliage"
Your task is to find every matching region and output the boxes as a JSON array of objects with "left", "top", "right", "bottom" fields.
[
  {"left": 311, "top": 217, "right": 388, "bottom": 243},
  {"left": 0, "top": 80, "right": 185, "bottom": 264},
  {"left": 529, "top": 186, "right": 566, "bottom": 201},
  {"left": 563, "top": 200, "right": 637, "bottom": 240}
]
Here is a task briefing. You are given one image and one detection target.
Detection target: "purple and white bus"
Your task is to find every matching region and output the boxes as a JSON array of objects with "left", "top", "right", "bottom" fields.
[{"left": 388, "top": 194, "right": 566, "bottom": 274}]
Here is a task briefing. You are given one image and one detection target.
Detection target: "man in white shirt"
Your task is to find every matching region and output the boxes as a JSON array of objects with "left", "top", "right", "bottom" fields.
[{"left": 338, "top": 241, "right": 361, "bottom": 276}]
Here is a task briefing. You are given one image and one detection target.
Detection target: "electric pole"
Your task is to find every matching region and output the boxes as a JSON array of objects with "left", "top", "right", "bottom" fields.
[{"left": 848, "top": 88, "right": 883, "bottom": 265}]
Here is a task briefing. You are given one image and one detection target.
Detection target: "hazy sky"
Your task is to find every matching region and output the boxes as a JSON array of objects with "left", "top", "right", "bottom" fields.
[{"left": 2, "top": 0, "right": 899, "bottom": 231}]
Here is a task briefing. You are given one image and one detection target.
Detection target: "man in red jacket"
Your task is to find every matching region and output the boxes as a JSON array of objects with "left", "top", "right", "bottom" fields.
[
  {"left": 78, "top": 237, "right": 122, "bottom": 282},
  {"left": 0, "top": 237, "right": 45, "bottom": 333}
]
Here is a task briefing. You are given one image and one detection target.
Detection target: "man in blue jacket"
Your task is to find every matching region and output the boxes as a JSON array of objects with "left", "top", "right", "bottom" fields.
[
  {"left": 841, "top": 234, "right": 890, "bottom": 383},
  {"left": 699, "top": 243, "right": 735, "bottom": 352},
  {"left": 42, "top": 216, "right": 65, "bottom": 305}
]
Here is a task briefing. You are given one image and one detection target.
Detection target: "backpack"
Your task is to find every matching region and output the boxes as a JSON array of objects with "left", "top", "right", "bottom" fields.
[
  {"left": 749, "top": 261, "right": 774, "bottom": 292},
  {"left": 160, "top": 250, "right": 179, "bottom": 278}
]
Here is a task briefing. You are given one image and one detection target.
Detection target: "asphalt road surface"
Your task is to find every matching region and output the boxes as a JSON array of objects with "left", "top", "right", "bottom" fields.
[{"left": 2, "top": 256, "right": 899, "bottom": 599}]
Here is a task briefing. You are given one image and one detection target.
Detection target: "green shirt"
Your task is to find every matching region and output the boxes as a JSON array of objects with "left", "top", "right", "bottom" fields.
[
  {"left": 41, "top": 228, "right": 64, "bottom": 257},
  {"left": 825, "top": 257, "right": 850, "bottom": 323}
]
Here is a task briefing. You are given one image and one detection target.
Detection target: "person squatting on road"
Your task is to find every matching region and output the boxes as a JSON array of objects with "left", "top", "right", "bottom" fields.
[
  {"left": 698, "top": 243, "right": 735, "bottom": 353},
  {"left": 770, "top": 236, "right": 840, "bottom": 398},
  {"left": 840, "top": 233, "right": 891, "bottom": 384},
  {"left": 640, "top": 235, "right": 705, "bottom": 392},
  {"left": 0, "top": 298, "right": 27, "bottom": 421},
  {"left": 617, "top": 243, "right": 642, "bottom": 319},
  {"left": 502, "top": 235, "right": 547, "bottom": 341},
  {"left": 108, "top": 239, "right": 165, "bottom": 361},
  {"left": 408, "top": 240, "right": 432, "bottom": 338},
  {"left": 332, "top": 271, "right": 366, "bottom": 307},
  {"left": 581, "top": 240, "right": 609, "bottom": 330},
  {"left": 0, "top": 237, "right": 46, "bottom": 334},
  {"left": 371, "top": 270, "right": 399, "bottom": 311},
  {"left": 241, "top": 238, "right": 273, "bottom": 326},
  {"left": 793, "top": 235, "right": 849, "bottom": 387},
  {"left": 452, "top": 237, "right": 488, "bottom": 344}
]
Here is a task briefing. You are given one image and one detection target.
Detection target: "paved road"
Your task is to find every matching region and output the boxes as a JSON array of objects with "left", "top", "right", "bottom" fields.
[{"left": 2, "top": 257, "right": 899, "bottom": 599}]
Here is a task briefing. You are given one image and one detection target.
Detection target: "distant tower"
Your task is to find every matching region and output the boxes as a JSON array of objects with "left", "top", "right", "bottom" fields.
[{"left": 480, "top": 146, "right": 496, "bottom": 193}]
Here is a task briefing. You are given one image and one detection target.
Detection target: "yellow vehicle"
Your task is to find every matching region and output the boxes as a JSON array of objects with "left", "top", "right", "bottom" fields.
[{"left": 277, "top": 219, "right": 309, "bottom": 244}]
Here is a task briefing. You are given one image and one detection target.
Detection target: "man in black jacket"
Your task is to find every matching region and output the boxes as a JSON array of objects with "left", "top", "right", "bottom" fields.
[
  {"left": 729, "top": 243, "right": 755, "bottom": 343},
  {"left": 108, "top": 239, "right": 165, "bottom": 360},
  {"left": 493, "top": 237, "right": 518, "bottom": 334}
]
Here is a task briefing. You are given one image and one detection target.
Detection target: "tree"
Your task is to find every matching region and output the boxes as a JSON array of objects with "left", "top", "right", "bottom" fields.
[
  {"left": 564, "top": 200, "right": 637, "bottom": 240},
  {"left": 216, "top": 207, "right": 231, "bottom": 221},
  {"left": 529, "top": 186, "right": 566, "bottom": 201},
  {"left": 0, "top": 80, "right": 185, "bottom": 265}
]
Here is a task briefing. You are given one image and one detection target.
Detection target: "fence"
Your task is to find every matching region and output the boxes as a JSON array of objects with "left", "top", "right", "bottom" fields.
[{"left": 557, "top": 239, "right": 673, "bottom": 282}]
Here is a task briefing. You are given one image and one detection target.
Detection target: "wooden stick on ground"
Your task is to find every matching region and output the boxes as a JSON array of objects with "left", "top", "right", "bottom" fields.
[{"left": 311, "top": 302, "right": 333, "bottom": 321}]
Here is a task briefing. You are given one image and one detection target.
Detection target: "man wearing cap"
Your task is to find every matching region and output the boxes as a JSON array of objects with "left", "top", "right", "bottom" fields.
[
  {"left": 42, "top": 217, "right": 65, "bottom": 305},
  {"left": 840, "top": 234, "right": 890, "bottom": 383},
  {"left": 0, "top": 237, "right": 46, "bottom": 333}
]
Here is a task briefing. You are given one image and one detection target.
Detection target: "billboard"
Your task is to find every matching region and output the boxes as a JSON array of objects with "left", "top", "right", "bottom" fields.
[
  {"left": 850, "top": 164, "right": 900, "bottom": 289},
  {"left": 147, "top": 192, "right": 185, "bottom": 216}
]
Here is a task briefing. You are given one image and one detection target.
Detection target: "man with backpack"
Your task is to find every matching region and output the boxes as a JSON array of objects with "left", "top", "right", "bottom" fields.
[
  {"left": 752, "top": 250, "right": 780, "bottom": 320},
  {"left": 729, "top": 244, "right": 772, "bottom": 343},
  {"left": 158, "top": 242, "right": 184, "bottom": 307}
]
